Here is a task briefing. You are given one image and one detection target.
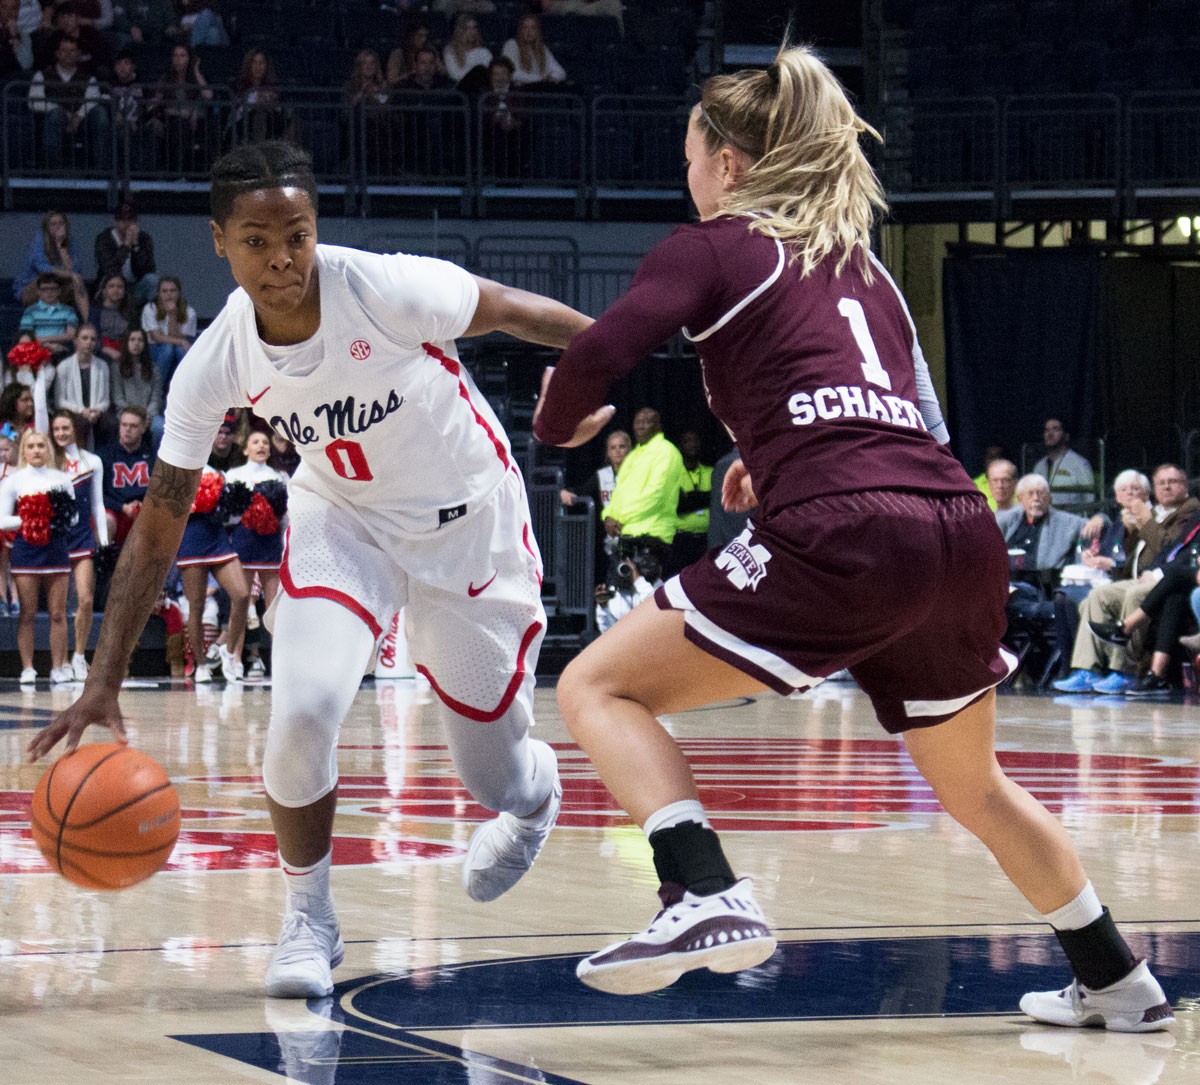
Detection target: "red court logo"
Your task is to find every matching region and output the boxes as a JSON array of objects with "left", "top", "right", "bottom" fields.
[{"left": 349, "top": 339, "right": 372, "bottom": 360}]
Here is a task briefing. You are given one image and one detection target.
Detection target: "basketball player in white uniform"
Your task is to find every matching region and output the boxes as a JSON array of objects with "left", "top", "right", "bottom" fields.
[{"left": 29, "top": 142, "right": 610, "bottom": 999}]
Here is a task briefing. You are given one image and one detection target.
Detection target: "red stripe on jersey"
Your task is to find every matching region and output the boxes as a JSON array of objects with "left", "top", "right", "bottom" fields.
[
  {"left": 422, "top": 341, "right": 511, "bottom": 469},
  {"left": 521, "top": 520, "right": 542, "bottom": 587},
  {"left": 418, "top": 618, "right": 543, "bottom": 723},
  {"left": 279, "top": 527, "right": 384, "bottom": 638}
]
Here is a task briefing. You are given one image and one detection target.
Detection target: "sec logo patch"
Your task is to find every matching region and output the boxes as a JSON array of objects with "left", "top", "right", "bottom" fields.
[{"left": 349, "top": 339, "right": 371, "bottom": 360}]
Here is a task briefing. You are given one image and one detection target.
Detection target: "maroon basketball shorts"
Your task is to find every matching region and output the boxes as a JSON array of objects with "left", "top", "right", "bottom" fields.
[{"left": 657, "top": 491, "right": 1015, "bottom": 733}]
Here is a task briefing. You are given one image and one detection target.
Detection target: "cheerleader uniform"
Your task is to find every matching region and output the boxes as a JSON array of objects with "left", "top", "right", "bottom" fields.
[
  {"left": 224, "top": 461, "right": 288, "bottom": 571},
  {"left": 177, "top": 467, "right": 238, "bottom": 568},
  {"left": 60, "top": 443, "right": 109, "bottom": 560},
  {"left": 0, "top": 465, "right": 76, "bottom": 574}
]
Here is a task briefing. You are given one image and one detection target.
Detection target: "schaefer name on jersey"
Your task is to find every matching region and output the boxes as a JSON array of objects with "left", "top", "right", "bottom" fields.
[{"left": 788, "top": 383, "right": 927, "bottom": 432}]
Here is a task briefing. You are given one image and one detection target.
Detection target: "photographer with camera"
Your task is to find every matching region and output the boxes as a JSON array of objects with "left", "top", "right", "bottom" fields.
[{"left": 595, "top": 541, "right": 662, "bottom": 634}]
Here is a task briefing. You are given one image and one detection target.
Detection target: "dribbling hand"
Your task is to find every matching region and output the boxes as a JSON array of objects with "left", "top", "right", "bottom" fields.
[
  {"left": 533, "top": 367, "right": 615, "bottom": 448},
  {"left": 722, "top": 459, "right": 758, "bottom": 513},
  {"left": 27, "top": 686, "right": 127, "bottom": 762}
]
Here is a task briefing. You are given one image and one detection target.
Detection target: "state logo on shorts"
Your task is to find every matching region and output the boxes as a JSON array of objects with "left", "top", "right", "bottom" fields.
[{"left": 716, "top": 527, "right": 771, "bottom": 591}]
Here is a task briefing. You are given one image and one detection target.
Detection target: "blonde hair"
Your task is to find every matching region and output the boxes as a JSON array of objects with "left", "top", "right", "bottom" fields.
[{"left": 697, "top": 44, "right": 886, "bottom": 279}]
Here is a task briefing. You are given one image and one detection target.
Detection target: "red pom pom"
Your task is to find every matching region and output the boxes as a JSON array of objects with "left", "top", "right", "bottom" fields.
[
  {"left": 191, "top": 472, "right": 224, "bottom": 515},
  {"left": 241, "top": 492, "right": 280, "bottom": 536},
  {"left": 6, "top": 340, "right": 53, "bottom": 374},
  {"left": 17, "top": 492, "right": 53, "bottom": 546}
]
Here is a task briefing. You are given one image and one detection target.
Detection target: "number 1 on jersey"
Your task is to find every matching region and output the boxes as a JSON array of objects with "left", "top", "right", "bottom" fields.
[
  {"left": 837, "top": 297, "right": 892, "bottom": 391},
  {"left": 326, "top": 438, "right": 374, "bottom": 482}
]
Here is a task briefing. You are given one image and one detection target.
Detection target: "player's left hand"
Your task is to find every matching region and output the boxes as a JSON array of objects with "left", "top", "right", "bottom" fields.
[
  {"left": 533, "top": 367, "right": 615, "bottom": 448},
  {"left": 722, "top": 459, "right": 758, "bottom": 513}
]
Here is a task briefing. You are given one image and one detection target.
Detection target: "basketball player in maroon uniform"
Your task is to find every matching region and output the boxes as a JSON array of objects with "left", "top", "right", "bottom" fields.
[{"left": 533, "top": 45, "right": 1174, "bottom": 1032}]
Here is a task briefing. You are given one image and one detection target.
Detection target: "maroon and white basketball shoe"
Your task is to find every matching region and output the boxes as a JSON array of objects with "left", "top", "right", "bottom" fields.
[
  {"left": 1020, "top": 961, "right": 1175, "bottom": 1032},
  {"left": 576, "top": 878, "right": 777, "bottom": 995}
]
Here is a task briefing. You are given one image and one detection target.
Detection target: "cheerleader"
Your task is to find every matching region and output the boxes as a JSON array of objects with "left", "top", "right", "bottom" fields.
[
  {"left": 178, "top": 464, "right": 249, "bottom": 683},
  {"left": 50, "top": 410, "right": 109, "bottom": 680},
  {"left": 224, "top": 430, "right": 288, "bottom": 678},
  {"left": 0, "top": 429, "right": 76, "bottom": 684}
]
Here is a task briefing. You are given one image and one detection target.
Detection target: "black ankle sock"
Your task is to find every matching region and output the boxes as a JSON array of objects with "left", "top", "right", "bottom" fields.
[
  {"left": 648, "top": 821, "right": 736, "bottom": 897},
  {"left": 1054, "top": 907, "right": 1138, "bottom": 990}
]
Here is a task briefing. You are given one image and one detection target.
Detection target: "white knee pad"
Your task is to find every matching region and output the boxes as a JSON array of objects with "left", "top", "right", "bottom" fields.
[
  {"left": 262, "top": 593, "right": 376, "bottom": 808},
  {"left": 439, "top": 673, "right": 556, "bottom": 815}
]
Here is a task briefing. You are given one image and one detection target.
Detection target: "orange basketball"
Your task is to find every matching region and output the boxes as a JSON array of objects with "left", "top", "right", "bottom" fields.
[{"left": 30, "top": 743, "right": 181, "bottom": 891}]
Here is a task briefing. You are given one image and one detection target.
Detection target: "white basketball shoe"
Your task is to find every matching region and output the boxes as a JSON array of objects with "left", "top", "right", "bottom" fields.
[
  {"left": 1020, "top": 960, "right": 1175, "bottom": 1032},
  {"left": 218, "top": 644, "right": 244, "bottom": 683},
  {"left": 462, "top": 763, "right": 562, "bottom": 903},
  {"left": 264, "top": 911, "right": 345, "bottom": 999},
  {"left": 577, "top": 877, "right": 777, "bottom": 995}
]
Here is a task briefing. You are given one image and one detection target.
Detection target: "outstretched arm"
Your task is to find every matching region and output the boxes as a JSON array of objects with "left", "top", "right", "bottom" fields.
[
  {"left": 465, "top": 275, "right": 593, "bottom": 348},
  {"left": 27, "top": 459, "right": 200, "bottom": 760}
]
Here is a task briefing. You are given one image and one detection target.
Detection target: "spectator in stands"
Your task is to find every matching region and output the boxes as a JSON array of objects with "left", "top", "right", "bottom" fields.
[
  {"left": 267, "top": 429, "right": 299, "bottom": 476},
  {"left": 603, "top": 406, "right": 684, "bottom": 576},
  {"left": 92, "top": 273, "right": 131, "bottom": 360},
  {"left": 108, "top": 328, "right": 163, "bottom": 446},
  {"left": 971, "top": 443, "right": 1004, "bottom": 507},
  {"left": 673, "top": 429, "right": 711, "bottom": 570},
  {"left": 0, "top": 426, "right": 76, "bottom": 684},
  {"left": 708, "top": 444, "right": 748, "bottom": 550},
  {"left": 141, "top": 274, "right": 196, "bottom": 387},
  {"left": 1090, "top": 525, "right": 1200, "bottom": 696},
  {"left": 1033, "top": 417, "right": 1095, "bottom": 509},
  {"left": 997, "top": 474, "right": 1089, "bottom": 661},
  {"left": 538, "top": 0, "right": 624, "bottom": 36},
  {"left": 443, "top": 12, "right": 491, "bottom": 91},
  {"left": 985, "top": 457, "right": 1018, "bottom": 513},
  {"left": 502, "top": 13, "right": 566, "bottom": 86},
  {"left": 105, "top": 45, "right": 150, "bottom": 168},
  {"left": 111, "top": 0, "right": 176, "bottom": 49},
  {"left": 18, "top": 273, "right": 78, "bottom": 360},
  {"left": 52, "top": 323, "right": 110, "bottom": 446},
  {"left": 177, "top": 0, "right": 227, "bottom": 47},
  {"left": 98, "top": 404, "right": 152, "bottom": 545},
  {"left": 0, "top": 0, "right": 34, "bottom": 79},
  {"left": 206, "top": 413, "right": 244, "bottom": 472},
  {"left": 1053, "top": 463, "right": 1199, "bottom": 694},
  {"left": 28, "top": 31, "right": 110, "bottom": 168},
  {"left": 0, "top": 384, "right": 36, "bottom": 436},
  {"left": 394, "top": 43, "right": 454, "bottom": 92},
  {"left": 148, "top": 42, "right": 213, "bottom": 172},
  {"left": 561, "top": 427, "right": 629, "bottom": 510},
  {"left": 342, "top": 48, "right": 391, "bottom": 173},
  {"left": 33, "top": 1, "right": 111, "bottom": 75},
  {"left": 232, "top": 48, "right": 290, "bottom": 143},
  {"left": 386, "top": 22, "right": 446, "bottom": 87},
  {"left": 94, "top": 200, "right": 158, "bottom": 309},
  {"left": 13, "top": 209, "right": 89, "bottom": 320},
  {"left": 481, "top": 55, "right": 521, "bottom": 176}
]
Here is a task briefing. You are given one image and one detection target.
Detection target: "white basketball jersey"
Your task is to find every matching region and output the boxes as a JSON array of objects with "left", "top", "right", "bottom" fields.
[{"left": 159, "top": 245, "right": 513, "bottom": 536}]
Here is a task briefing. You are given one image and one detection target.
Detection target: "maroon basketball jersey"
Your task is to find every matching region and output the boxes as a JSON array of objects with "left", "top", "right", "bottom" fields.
[{"left": 536, "top": 216, "right": 976, "bottom": 519}]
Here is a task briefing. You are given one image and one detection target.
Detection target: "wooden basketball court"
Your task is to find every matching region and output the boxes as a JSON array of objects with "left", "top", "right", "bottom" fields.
[{"left": 1, "top": 677, "right": 1196, "bottom": 1083}]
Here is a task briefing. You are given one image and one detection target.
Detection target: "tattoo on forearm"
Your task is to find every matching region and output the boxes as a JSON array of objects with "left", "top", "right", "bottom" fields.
[{"left": 146, "top": 461, "right": 199, "bottom": 518}]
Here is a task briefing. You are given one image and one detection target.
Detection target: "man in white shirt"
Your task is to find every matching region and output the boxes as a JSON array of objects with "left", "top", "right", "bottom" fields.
[{"left": 1032, "top": 418, "right": 1095, "bottom": 509}]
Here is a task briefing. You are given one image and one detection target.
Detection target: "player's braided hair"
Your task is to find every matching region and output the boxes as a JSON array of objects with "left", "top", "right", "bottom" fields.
[
  {"left": 210, "top": 141, "right": 318, "bottom": 225},
  {"left": 697, "top": 44, "right": 887, "bottom": 281}
]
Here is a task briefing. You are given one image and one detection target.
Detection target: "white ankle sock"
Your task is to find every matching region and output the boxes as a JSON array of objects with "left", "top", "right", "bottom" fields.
[
  {"left": 643, "top": 799, "right": 711, "bottom": 840},
  {"left": 281, "top": 850, "right": 334, "bottom": 918},
  {"left": 1043, "top": 881, "right": 1102, "bottom": 931}
]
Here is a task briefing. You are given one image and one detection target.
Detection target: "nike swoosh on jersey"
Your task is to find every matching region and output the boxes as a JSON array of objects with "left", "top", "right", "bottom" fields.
[
  {"left": 467, "top": 571, "right": 499, "bottom": 597},
  {"left": 247, "top": 386, "right": 272, "bottom": 405}
]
